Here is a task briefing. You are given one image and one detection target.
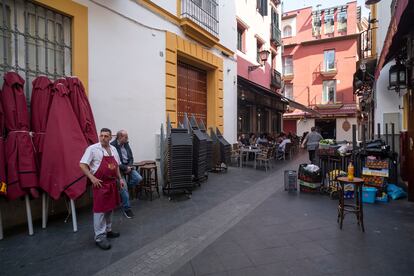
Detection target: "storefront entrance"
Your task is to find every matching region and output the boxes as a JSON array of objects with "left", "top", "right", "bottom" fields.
[
  {"left": 315, "top": 118, "right": 336, "bottom": 139},
  {"left": 177, "top": 62, "right": 207, "bottom": 124}
]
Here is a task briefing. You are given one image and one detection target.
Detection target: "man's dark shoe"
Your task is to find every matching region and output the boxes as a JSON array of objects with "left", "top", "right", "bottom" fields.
[
  {"left": 96, "top": 238, "right": 111, "bottom": 250},
  {"left": 107, "top": 231, "right": 120, "bottom": 239},
  {"left": 123, "top": 209, "right": 134, "bottom": 219}
]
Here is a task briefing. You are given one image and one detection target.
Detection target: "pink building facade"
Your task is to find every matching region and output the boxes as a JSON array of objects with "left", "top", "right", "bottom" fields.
[
  {"left": 282, "top": 2, "right": 360, "bottom": 141},
  {"left": 236, "top": 0, "right": 285, "bottom": 136}
]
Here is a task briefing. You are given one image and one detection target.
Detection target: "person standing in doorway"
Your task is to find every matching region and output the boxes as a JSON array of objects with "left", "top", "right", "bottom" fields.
[
  {"left": 301, "top": 127, "right": 323, "bottom": 164},
  {"left": 111, "top": 130, "right": 142, "bottom": 219},
  {"left": 80, "top": 128, "right": 124, "bottom": 250}
]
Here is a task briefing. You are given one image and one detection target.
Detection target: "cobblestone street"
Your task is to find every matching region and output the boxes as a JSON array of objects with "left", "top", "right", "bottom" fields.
[{"left": 1, "top": 153, "right": 414, "bottom": 275}]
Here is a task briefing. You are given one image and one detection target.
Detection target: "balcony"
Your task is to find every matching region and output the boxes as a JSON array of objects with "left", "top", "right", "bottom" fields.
[
  {"left": 270, "top": 69, "right": 282, "bottom": 89},
  {"left": 180, "top": 0, "right": 219, "bottom": 47},
  {"left": 319, "top": 60, "right": 338, "bottom": 77},
  {"left": 270, "top": 23, "right": 282, "bottom": 46},
  {"left": 358, "top": 28, "right": 375, "bottom": 61}
]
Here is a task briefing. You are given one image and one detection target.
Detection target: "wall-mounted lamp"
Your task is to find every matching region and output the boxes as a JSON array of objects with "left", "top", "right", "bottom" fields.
[
  {"left": 248, "top": 50, "right": 270, "bottom": 72},
  {"left": 389, "top": 58, "right": 407, "bottom": 92}
]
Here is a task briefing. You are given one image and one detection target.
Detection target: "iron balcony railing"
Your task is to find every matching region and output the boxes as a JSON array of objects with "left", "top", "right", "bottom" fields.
[
  {"left": 358, "top": 29, "right": 374, "bottom": 60},
  {"left": 270, "top": 23, "right": 281, "bottom": 46},
  {"left": 271, "top": 69, "right": 282, "bottom": 88},
  {"left": 181, "top": 0, "right": 219, "bottom": 36}
]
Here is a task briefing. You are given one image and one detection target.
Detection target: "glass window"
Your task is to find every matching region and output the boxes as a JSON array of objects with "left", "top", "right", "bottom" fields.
[
  {"left": 237, "top": 27, "right": 244, "bottom": 52},
  {"left": 256, "top": 40, "right": 263, "bottom": 63},
  {"left": 324, "top": 14, "right": 334, "bottom": 34},
  {"left": 283, "top": 56, "right": 293, "bottom": 75},
  {"left": 324, "top": 50, "right": 335, "bottom": 71},
  {"left": 338, "top": 11, "right": 347, "bottom": 32},
  {"left": 283, "top": 25, "right": 292, "bottom": 37},
  {"left": 0, "top": 0, "right": 72, "bottom": 100},
  {"left": 322, "top": 80, "right": 336, "bottom": 104},
  {"left": 312, "top": 14, "right": 321, "bottom": 37},
  {"left": 284, "top": 84, "right": 293, "bottom": 99}
]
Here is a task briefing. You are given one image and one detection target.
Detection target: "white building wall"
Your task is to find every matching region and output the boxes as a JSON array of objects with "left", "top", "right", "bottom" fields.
[
  {"left": 281, "top": 17, "right": 296, "bottom": 38},
  {"left": 336, "top": 117, "right": 356, "bottom": 142},
  {"left": 297, "top": 118, "right": 315, "bottom": 138},
  {"left": 375, "top": 61, "right": 405, "bottom": 133},
  {"left": 236, "top": 0, "right": 273, "bottom": 69},
  {"left": 376, "top": 0, "right": 393, "bottom": 55},
  {"left": 75, "top": 0, "right": 237, "bottom": 159}
]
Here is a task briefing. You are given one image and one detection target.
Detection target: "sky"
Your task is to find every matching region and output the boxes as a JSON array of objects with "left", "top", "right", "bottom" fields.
[{"left": 282, "top": 0, "right": 370, "bottom": 18}]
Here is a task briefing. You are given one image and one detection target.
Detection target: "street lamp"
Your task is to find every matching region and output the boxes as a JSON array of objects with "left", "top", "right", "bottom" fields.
[
  {"left": 248, "top": 50, "right": 270, "bottom": 72},
  {"left": 389, "top": 59, "right": 407, "bottom": 92}
]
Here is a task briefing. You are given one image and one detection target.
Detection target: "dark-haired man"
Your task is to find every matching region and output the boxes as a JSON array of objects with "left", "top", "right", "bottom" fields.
[{"left": 80, "top": 128, "right": 124, "bottom": 250}]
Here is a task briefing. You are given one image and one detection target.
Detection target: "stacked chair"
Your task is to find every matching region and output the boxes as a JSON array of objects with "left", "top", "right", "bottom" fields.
[
  {"left": 198, "top": 120, "right": 213, "bottom": 171},
  {"left": 189, "top": 115, "right": 208, "bottom": 184},
  {"left": 162, "top": 117, "right": 193, "bottom": 199},
  {"left": 210, "top": 127, "right": 231, "bottom": 172}
]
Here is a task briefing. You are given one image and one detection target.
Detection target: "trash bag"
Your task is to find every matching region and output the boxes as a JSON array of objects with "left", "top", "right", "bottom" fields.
[
  {"left": 386, "top": 184, "right": 407, "bottom": 200},
  {"left": 298, "top": 164, "right": 322, "bottom": 183}
]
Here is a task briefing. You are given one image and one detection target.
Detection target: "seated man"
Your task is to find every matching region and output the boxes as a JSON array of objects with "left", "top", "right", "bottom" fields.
[
  {"left": 278, "top": 135, "right": 292, "bottom": 157},
  {"left": 111, "top": 130, "right": 142, "bottom": 219}
]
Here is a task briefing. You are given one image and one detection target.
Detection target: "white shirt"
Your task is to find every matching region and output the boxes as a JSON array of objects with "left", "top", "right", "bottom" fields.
[
  {"left": 80, "top": 142, "right": 121, "bottom": 175},
  {"left": 279, "top": 138, "right": 292, "bottom": 151}
]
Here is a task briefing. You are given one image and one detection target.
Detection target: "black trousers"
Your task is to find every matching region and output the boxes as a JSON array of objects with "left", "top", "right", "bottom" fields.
[{"left": 308, "top": 150, "right": 316, "bottom": 164}]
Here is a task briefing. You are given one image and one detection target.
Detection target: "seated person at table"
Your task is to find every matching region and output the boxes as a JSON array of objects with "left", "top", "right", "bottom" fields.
[
  {"left": 111, "top": 130, "right": 142, "bottom": 219},
  {"left": 278, "top": 134, "right": 292, "bottom": 153},
  {"left": 256, "top": 134, "right": 268, "bottom": 145},
  {"left": 238, "top": 134, "right": 250, "bottom": 146},
  {"left": 249, "top": 133, "right": 257, "bottom": 145}
]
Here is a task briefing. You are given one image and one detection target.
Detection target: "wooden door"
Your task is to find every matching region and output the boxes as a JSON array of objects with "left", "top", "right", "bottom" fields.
[{"left": 177, "top": 62, "right": 207, "bottom": 125}]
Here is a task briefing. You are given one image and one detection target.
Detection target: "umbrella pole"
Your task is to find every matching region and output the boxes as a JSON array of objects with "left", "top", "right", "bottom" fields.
[
  {"left": 42, "top": 193, "right": 48, "bottom": 229},
  {"left": 70, "top": 199, "right": 78, "bottom": 232},
  {"left": 0, "top": 208, "right": 3, "bottom": 240},
  {"left": 25, "top": 195, "right": 34, "bottom": 236}
]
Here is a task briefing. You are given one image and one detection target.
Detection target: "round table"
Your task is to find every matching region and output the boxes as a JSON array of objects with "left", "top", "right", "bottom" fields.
[{"left": 336, "top": 176, "right": 365, "bottom": 232}]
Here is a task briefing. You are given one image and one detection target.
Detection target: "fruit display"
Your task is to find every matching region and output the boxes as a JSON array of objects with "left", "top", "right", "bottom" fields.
[
  {"left": 366, "top": 159, "right": 389, "bottom": 169},
  {"left": 362, "top": 175, "right": 384, "bottom": 188}
]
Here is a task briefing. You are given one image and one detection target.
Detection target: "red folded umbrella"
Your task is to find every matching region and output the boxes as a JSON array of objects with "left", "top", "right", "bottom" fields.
[
  {"left": 0, "top": 90, "right": 6, "bottom": 196},
  {"left": 31, "top": 76, "right": 53, "bottom": 167},
  {"left": 1, "top": 72, "right": 38, "bottom": 200},
  {"left": 66, "top": 77, "right": 98, "bottom": 145},
  {"left": 39, "top": 83, "right": 88, "bottom": 200}
]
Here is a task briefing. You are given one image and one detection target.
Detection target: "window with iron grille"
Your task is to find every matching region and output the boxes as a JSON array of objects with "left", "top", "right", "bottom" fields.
[
  {"left": 257, "top": 0, "right": 268, "bottom": 16},
  {"left": 337, "top": 10, "right": 347, "bottom": 32},
  {"left": 0, "top": 0, "right": 73, "bottom": 100},
  {"left": 324, "top": 12, "right": 334, "bottom": 34},
  {"left": 312, "top": 12, "right": 321, "bottom": 37},
  {"left": 181, "top": 0, "right": 219, "bottom": 36}
]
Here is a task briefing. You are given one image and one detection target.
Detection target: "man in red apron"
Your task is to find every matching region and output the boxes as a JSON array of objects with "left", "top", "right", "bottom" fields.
[{"left": 80, "top": 128, "right": 125, "bottom": 250}]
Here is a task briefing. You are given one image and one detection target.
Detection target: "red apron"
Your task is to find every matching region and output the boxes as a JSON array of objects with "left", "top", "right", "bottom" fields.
[{"left": 92, "top": 151, "right": 120, "bottom": 213}]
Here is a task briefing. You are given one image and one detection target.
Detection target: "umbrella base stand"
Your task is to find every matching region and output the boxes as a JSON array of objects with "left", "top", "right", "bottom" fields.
[
  {"left": 42, "top": 193, "right": 49, "bottom": 229},
  {"left": 0, "top": 208, "right": 3, "bottom": 240},
  {"left": 25, "top": 195, "right": 34, "bottom": 236},
  {"left": 70, "top": 199, "right": 78, "bottom": 232}
]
